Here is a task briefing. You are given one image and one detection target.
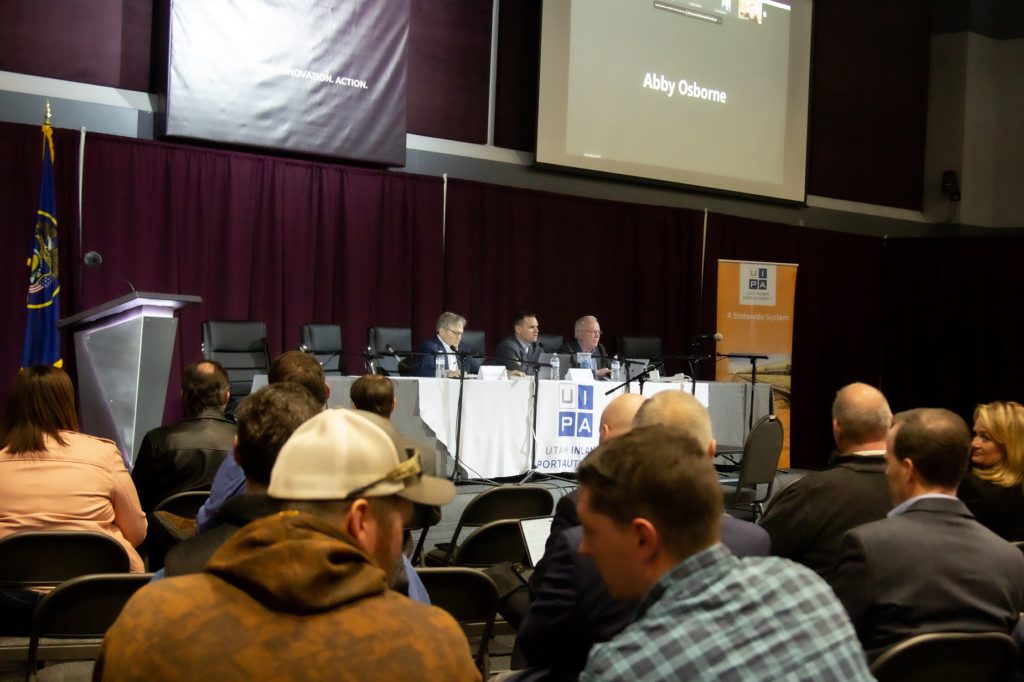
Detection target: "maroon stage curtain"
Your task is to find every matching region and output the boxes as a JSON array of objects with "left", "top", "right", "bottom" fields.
[{"left": 442, "top": 178, "right": 706, "bottom": 364}]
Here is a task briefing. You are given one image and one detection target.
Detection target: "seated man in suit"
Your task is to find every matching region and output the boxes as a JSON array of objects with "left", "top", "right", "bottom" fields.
[
  {"left": 577, "top": 426, "right": 872, "bottom": 681},
  {"left": 493, "top": 311, "right": 542, "bottom": 376},
  {"left": 759, "top": 382, "right": 894, "bottom": 577},
  {"left": 828, "top": 408, "right": 1024, "bottom": 661},
  {"left": 559, "top": 315, "right": 611, "bottom": 379},
  {"left": 131, "top": 360, "right": 237, "bottom": 514},
  {"left": 415, "top": 311, "right": 481, "bottom": 377}
]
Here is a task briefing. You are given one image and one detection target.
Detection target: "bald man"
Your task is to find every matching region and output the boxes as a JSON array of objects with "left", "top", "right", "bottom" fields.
[
  {"left": 598, "top": 393, "right": 647, "bottom": 444},
  {"left": 759, "top": 382, "right": 894, "bottom": 577}
]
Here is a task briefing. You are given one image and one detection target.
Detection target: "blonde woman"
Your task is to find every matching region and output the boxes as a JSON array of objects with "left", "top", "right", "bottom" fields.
[{"left": 957, "top": 401, "right": 1024, "bottom": 541}]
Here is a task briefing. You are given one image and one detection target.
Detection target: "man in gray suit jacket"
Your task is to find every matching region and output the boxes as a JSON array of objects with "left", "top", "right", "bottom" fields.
[
  {"left": 493, "top": 311, "right": 542, "bottom": 376},
  {"left": 829, "top": 408, "right": 1024, "bottom": 662}
]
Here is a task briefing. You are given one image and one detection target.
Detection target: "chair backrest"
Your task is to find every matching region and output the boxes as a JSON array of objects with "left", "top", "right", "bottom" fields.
[
  {"left": 27, "top": 573, "right": 153, "bottom": 671},
  {"left": 444, "top": 486, "right": 554, "bottom": 563},
  {"left": 736, "top": 414, "right": 785, "bottom": 497},
  {"left": 537, "top": 334, "right": 564, "bottom": 354},
  {"left": 453, "top": 519, "right": 529, "bottom": 567},
  {"left": 153, "top": 490, "right": 210, "bottom": 519},
  {"left": 300, "top": 323, "right": 343, "bottom": 374},
  {"left": 405, "top": 503, "right": 441, "bottom": 566},
  {"left": 618, "top": 335, "right": 663, "bottom": 360},
  {"left": 367, "top": 326, "right": 412, "bottom": 375},
  {"left": 201, "top": 320, "right": 270, "bottom": 401},
  {"left": 416, "top": 567, "right": 499, "bottom": 676},
  {"left": 461, "top": 330, "right": 486, "bottom": 357},
  {"left": 870, "top": 632, "right": 1018, "bottom": 682},
  {"left": 0, "top": 532, "right": 130, "bottom": 587}
]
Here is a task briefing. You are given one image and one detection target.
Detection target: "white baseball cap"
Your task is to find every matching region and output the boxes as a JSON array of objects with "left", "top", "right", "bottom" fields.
[{"left": 268, "top": 408, "right": 455, "bottom": 505}]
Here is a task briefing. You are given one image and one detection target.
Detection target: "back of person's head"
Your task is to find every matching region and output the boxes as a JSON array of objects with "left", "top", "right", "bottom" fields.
[
  {"left": 973, "top": 401, "right": 1024, "bottom": 486},
  {"left": 577, "top": 425, "right": 722, "bottom": 559},
  {"left": 599, "top": 392, "right": 645, "bottom": 443},
  {"left": 891, "top": 408, "right": 970, "bottom": 489},
  {"left": 349, "top": 374, "right": 395, "bottom": 418},
  {"left": 832, "top": 382, "right": 892, "bottom": 445},
  {"left": 181, "top": 360, "right": 230, "bottom": 417},
  {"left": 269, "top": 351, "right": 328, "bottom": 405},
  {"left": 0, "top": 366, "right": 78, "bottom": 453},
  {"left": 234, "top": 383, "right": 321, "bottom": 487},
  {"left": 633, "top": 391, "right": 713, "bottom": 453},
  {"left": 436, "top": 311, "right": 466, "bottom": 333}
]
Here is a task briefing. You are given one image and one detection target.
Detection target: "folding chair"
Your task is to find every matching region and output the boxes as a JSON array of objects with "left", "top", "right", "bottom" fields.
[
  {"left": 416, "top": 567, "right": 499, "bottom": 678},
  {"left": 720, "top": 414, "right": 784, "bottom": 521},
  {"left": 869, "top": 631, "right": 1018, "bottom": 682}
]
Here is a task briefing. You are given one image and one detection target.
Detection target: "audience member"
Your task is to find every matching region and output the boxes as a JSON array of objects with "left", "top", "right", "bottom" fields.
[
  {"left": 516, "top": 391, "right": 768, "bottom": 680},
  {"left": 829, "top": 408, "right": 1024, "bottom": 661},
  {"left": 95, "top": 409, "right": 478, "bottom": 681},
  {"left": 494, "top": 311, "right": 542, "bottom": 376},
  {"left": 577, "top": 426, "right": 872, "bottom": 680},
  {"left": 350, "top": 373, "right": 439, "bottom": 477},
  {"left": 162, "top": 383, "right": 320, "bottom": 576},
  {"left": 0, "top": 366, "right": 147, "bottom": 633},
  {"left": 759, "top": 382, "right": 893, "bottom": 576},
  {"left": 415, "top": 311, "right": 481, "bottom": 377},
  {"left": 559, "top": 315, "right": 610, "bottom": 378},
  {"left": 195, "top": 351, "right": 328, "bottom": 532},
  {"left": 957, "top": 401, "right": 1024, "bottom": 540},
  {"left": 131, "top": 360, "right": 236, "bottom": 514}
]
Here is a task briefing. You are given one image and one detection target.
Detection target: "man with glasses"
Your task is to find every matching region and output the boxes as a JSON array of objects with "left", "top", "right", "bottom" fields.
[
  {"left": 560, "top": 315, "right": 611, "bottom": 379},
  {"left": 415, "top": 311, "right": 481, "bottom": 377},
  {"left": 96, "top": 409, "right": 479, "bottom": 681}
]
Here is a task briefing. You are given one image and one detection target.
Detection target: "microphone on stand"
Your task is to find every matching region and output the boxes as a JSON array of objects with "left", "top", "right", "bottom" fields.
[
  {"left": 691, "top": 332, "right": 723, "bottom": 343},
  {"left": 83, "top": 250, "right": 138, "bottom": 294}
]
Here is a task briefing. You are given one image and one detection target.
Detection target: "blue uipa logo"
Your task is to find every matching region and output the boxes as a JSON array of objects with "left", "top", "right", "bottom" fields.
[{"left": 559, "top": 411, "right": 594, "bottom": 437}]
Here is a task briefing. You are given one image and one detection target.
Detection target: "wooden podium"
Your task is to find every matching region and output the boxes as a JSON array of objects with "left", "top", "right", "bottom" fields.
[{"left": 58, "top": 292, "right": 201, "bottom": 466}]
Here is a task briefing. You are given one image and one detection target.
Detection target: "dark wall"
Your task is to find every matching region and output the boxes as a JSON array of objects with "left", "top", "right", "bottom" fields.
[{"left": 0, "top": 0, "right": 932, "bottom": 211}]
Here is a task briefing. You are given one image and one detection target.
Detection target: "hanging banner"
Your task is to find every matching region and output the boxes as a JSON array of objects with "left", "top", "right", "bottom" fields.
[{"left": 716, "top": 260, "right": 797, "bottom": 466}]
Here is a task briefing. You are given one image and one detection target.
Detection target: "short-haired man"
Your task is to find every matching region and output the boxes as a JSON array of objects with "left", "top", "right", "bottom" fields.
[
  {"left": 828, "top": 408, "right": 1024, "bottom": 661},
  {"left": 163, "top": 382, "right": 321, "bottom": 576},
  {"left": 195, "top": 351, "right": 329, "bottom": 532},
  {"left": 493, "top": 311, "right": 542, "bottom": 376},
  {"left": 578, "top": 427, "right": 873, "bottom": 681},
  {"left": 759, "top": 382, "right": 894, "bottom": 576},
  {"left": 96, "top": 410, "right": 479, "bottom": 681},
  {"left": 559, "top": 315, "right": 611, "bottom": 379},
  {"left": 350, "top": 373, "right": 396, "bottom": 418},
  {"left": 415, "top": 311, "right": 481, "bottom": 377},
  {"left": 131, "top": 360, "right": 236, "bottom": 514}
]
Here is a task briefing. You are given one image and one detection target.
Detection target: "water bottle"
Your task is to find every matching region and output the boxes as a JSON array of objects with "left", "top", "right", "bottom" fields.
[
  {"left": 611, "top": 355, "right": 622, "bottom": 382},
  {"left": 549, "top": 354, "right": 560, "bottom": 380},
  {"left": 434, "top": 352, "right": 445, "bottom": 378}
]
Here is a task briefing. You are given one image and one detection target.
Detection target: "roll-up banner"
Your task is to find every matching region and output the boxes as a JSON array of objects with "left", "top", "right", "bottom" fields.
[
  {"left": 161, "top": 0, "right": 409, "bottom": 166},
  {"left": 715, "top": 260, "right": 797, "bottom": 466}
]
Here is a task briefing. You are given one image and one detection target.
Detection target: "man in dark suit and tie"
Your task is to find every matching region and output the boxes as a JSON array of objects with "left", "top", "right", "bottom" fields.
[
  {"left": 828, "top": 407, "right": 1024, "bottom": 662},
  {"left": 493, "top": 311, "right": 542, "bottom": 376},
  {"left": 414, "top": 311, "right": 481, "bottom": 377}
]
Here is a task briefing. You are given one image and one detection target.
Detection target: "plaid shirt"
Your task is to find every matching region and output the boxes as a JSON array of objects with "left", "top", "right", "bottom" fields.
[{"left": 581, "top": 544, "right": 872, "bottom": 681}]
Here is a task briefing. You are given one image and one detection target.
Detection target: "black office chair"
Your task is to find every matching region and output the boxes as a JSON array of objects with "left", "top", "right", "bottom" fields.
[
  {"left": 26, "top": 573, "right": 153, "bottom": 682},
  {"left": 201, "top": 320, "right": 270, "bottom": 411},
  {"left": 416, "top": 568, "right": 500, "bottom": 678},
  {"left": 537, "top": 334, "right": 564, "bottom": 354},
  {"left": 300, "top": 323, "right": 343, "bottom": 375},
  {"left": 720, "top": 414, "right": 784, "bottom": 521},
  {"left": 618, "top": 335, "right": 663, "bottom": 360},
  {"left": 425, "top": 486, "right": 554, "bottom": 566},
  {"left": 367, "top": 326, "right": 412, "bottom": 375},
  {"left": 461, "top": 330, "right": 486, "bottom": 359},
  {"left": 869, "top": 632, "right": 1018, "bottom": 682}
]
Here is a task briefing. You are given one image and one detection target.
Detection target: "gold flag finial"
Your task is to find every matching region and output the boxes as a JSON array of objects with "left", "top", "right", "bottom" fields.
[{"left": 44, "top": 100, "right": 52, "bottom": 126}]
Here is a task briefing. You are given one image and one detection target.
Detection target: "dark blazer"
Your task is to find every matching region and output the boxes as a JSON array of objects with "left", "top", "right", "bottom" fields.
[
  {"left": 557, "top": 339, "right": 610, "bottom": 370},
  {"left": 414, "top": 336, "right": 481, "bottom": 377},
  {"left": 131, "top": 409, "right": 237, "bottom": 514},
  {"left": 493, "top": 335, "right": 542, "bottom": 375},
  {"left": 759, "top": 453, "right": 892, "bottom": 577},
  {"left": 957, "top": 472, "right": 1024, "bottom": 541},
  {"left": 828, "top": 496, "right": 1024, "bottom": 661}
]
